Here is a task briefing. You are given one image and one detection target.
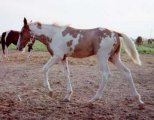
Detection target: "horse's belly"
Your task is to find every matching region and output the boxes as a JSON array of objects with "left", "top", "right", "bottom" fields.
[{"left": 70, "top": 47, "right": 94, "bottom": 58}]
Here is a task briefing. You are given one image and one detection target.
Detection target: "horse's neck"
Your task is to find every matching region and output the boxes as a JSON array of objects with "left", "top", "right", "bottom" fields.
[
  {"left": 36, "top": 37, "right": 49, "bottom": 46},
  {"left": 30, "top": 24, "right": 65, "bottom": 55},
  {"left": 34, "top": 34, "right": 54, "bottom": 56}
]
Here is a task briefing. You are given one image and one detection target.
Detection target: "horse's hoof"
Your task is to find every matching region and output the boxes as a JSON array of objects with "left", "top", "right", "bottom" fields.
[
  {"left": 49, "top": 91, "right": 53, "bottom": 97},
  {"left": 88, "top": 97, "right": 100, "bottom": 103},
  {"left": 63, "top": 98, "right": 70, "bottom": 102},
  {"left": 88, "top": 99, "right": 96, "bottom": 103},
  {"left": 138, "top": 103, "right": 145, "bottom": 110}
]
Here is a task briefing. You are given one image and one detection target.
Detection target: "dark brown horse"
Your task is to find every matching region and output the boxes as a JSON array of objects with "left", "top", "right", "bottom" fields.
[
  {"left": 135, "top": 36, "right": 143, "bottom": 46},
  {"left": 0, "top": 30, "right": 35, "bottom": 61}
]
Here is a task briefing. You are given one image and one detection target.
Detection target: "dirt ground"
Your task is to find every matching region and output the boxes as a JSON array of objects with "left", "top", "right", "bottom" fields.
[{"left": 0, "top": 51, "right": 154, "bottom": 120}]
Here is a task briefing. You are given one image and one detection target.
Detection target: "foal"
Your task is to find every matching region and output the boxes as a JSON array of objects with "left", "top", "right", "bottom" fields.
[
  {"left": 0, "top": 30, "right": 34, "bottom": 61},
  {"left": 18, "top": 18, "right": 144, "bottom": 107}
]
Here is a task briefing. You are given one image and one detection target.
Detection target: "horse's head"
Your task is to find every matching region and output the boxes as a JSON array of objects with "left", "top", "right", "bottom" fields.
[{"left": 17, "top": 18, "right": 32, "bottom": 51}]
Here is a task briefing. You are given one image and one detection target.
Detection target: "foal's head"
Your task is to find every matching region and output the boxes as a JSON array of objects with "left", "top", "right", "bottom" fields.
[{"left": 18, "top": 18, "right": 32, "bottom": 51}]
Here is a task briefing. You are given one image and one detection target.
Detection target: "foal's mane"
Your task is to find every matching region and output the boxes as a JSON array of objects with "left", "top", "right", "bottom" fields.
[
  {"left": 30, "top": 21, "right": 69, "bottom": 29},
  {"left": 51, "top": 22, "right": 70, "bottom": 28},
  {"left": 33, "top": 21, "right": 42, "bottom": 26}
]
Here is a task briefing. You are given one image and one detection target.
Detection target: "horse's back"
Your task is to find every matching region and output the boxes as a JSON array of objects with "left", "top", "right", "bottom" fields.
[
  {"left": 5, "top": 30, "right": 20, "bottom": 46},
  {"left": 63, "top": 27, "right": 120, "bottom": 58}
]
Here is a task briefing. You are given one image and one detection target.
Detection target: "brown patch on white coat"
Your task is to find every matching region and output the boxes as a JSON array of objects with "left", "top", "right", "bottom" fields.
[
  {"left": 33, "top": 34, "right": 53, "bottom": 55},
  {"left": 62, "top": 27, "right": 119, "bottom": 61}
]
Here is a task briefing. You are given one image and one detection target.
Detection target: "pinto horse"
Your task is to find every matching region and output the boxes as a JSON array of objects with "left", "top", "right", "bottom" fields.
[
  {"left": 0, "top": 30, "right": 35, "bottom": 61},
  {"left": 18, "top": 18, "right": 144, "bottom": 107}
]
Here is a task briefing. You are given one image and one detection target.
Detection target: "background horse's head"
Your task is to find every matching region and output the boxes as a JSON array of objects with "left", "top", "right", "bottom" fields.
[{"left": 18, "top": 18, "right": 32, "bottom": 51}]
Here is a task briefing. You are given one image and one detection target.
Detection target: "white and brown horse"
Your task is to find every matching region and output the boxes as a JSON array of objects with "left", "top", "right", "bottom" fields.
[
  {"left": 0, "top": 30, "right": 35, "bottom": 61},
  {"left": 17, "top": 18, "right": 144, "bottom": 108}
]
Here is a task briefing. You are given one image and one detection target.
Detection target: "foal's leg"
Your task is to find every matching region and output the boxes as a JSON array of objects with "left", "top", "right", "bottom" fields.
[
  {"left": 1, "top": 46, "right": 8, "bottom": 61},
  {"left": 27, "top": 51, "right": 32, "bottom": 61},
  {"left": 0, "top": 53, "right": 4, "bottom": 61},
  {"left": 112, "top": 54, "right": 144, "bottom": 105},
  {"left": 26, "top": 43, "right": 33, "bottom": 61},
  {"left": 0, "top": 49, "right": 5, "bottom": 61},
  {"left": 3, "top": 45, "right": 10, "bottom": 60},
  {"left": 61, "top": 58, "right": 73, "bottom": 101},
  {"left": 26, "top": 50, "right": 32, "bottom": 62},
  {"left": 43, "top": 55, "right": 60, "bottom": 94},
  {"left": 1, "top": 39, "right": 5, "bottom": 61},
  {"left": 1, "top": 46, "right": 6, "bottom": 61},
  {"left": 89, "top": 51, "right": 110, "bottom": 103},
  {"left": 5, "top": 45, "right": 8, "bottom": 59}
]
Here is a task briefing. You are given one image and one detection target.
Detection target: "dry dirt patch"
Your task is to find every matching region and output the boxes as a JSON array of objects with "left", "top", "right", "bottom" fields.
[{"left": 0, "top": 51, "right": 154, "bottom": 120}]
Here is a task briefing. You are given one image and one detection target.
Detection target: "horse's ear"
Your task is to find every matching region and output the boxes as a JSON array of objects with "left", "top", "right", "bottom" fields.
[{"left": 24, "top": 17, "right": 27, "bottom": 25}]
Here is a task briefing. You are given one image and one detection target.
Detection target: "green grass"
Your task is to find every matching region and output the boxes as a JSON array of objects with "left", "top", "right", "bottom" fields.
[
  {"left": 136, "top": 42, "right": 154, "bottom": 54},
  {"left": 0, "top": 41, "right": 48, "bottom": 52},
  {"left": 32, "top": 41, "right": 47, "bottom": 52},
  {"left": 0, "top": 41, "right": 154, "bottom": 54},
  {"left": 121, "top": 41, "right": 154, "bottom": 54}
]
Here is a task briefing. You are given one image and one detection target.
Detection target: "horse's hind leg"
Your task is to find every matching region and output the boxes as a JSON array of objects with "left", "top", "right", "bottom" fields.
[
  {"left": 0, "top": 46, "right": 7, "bottom": 61},
  {"left": 61, "top": 58, "right": 73, "bottom": 101},
  {"left": 5, "top": 46, "right": 9, "bottom": 59},
  {"left": 1, "top": 41, "right": 5, "bottom": 61},
  {"left": 89, "top": 50, "right": 110, "bottom": 103},
  {"left": 43, "top": 55, "right": 60, "bottom": 96},
  {"left": 112, "top": 54, "right": 144, "bottom": 106}
]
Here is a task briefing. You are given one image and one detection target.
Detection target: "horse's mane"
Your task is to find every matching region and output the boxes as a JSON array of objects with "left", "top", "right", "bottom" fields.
[
  {"left": 31, "top": 21, "right": 70, "bottom": 29},
  {"left": 33, "top": 21, "right": 42, "bottom": 26},
  {"left": 51, "top": 22, "right": 70, "bottom": 28}
]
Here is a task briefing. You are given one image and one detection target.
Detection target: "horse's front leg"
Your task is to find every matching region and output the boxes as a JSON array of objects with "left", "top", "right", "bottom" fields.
[
  {"left": 61, "top": 58, "right": 73, "bottom": 101},
  {"left": 25, "top": 50, "right": 32, "bottom": 62},
  {"left": 43, "top": 55, "right": 60, "bottom": 96}
]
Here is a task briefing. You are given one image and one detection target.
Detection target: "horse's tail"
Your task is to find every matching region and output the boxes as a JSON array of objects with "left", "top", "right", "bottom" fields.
[
  {"left": 0, "top": 35, "right": 1, "bottom": 44},
  {"left": 1, "top": 32, "right": 6, "bottom": 55},
  {"left": 119, "top": 33, "right": 141, "bottom": 65}
]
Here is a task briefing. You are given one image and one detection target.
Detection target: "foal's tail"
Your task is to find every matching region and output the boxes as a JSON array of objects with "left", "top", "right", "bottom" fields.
[
  {"left": 1, "top": 32, "right": 6, "bottom": 55},
  {"left": 119, "top": 33, "right": 141, "bottom": 65},
  {"left": 0, "top": 35, "right": 1, "bottom": 44},
  {"left": 0, "top": 38, "right": 1, "bottom": 44}
]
